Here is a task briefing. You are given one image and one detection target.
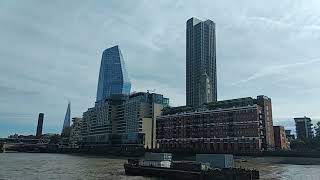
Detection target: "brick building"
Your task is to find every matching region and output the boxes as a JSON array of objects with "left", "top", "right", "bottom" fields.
[
  {"left": 156, "top": 96, "right": 275, "bottom": 153},
  {"left": 273, "top": 126, "right": 289, "bottom": 151}
]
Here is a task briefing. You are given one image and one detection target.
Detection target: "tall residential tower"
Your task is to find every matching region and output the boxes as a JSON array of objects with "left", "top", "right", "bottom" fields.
[
  {"left": 294, "top": 117, "right": 314, "bottom": 140},
  {"left": 186, "top": 17, "right": 217, "bottom": 107}
]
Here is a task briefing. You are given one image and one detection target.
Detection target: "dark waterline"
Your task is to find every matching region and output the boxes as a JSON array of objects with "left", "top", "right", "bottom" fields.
[{"left": 0, "top": 153, "right": 320, "bottom": 180}]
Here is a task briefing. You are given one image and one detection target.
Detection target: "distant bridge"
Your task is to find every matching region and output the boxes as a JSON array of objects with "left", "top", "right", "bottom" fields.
[
  {"left": 0, "top": 138, "right": 49, "bottom": 153},
  {"left": 0, "top": 137, "right": 49, "bottom": 144}
]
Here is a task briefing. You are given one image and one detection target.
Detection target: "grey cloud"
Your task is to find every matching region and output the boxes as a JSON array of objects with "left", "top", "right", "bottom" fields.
[
  {"left": 231, "top": 58, "right": 320, "bottom": 86},
  {"left": 1, "top": 0, "right": 320, "bottom": 136},
  {"left": 0, "top": 85, "right": 40, "bottom": 97},
  {"left": 247, "top": 15, "right": 320, "bottom": 36}
]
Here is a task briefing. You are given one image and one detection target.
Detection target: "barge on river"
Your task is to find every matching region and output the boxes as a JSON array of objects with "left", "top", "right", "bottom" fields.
[{"left": 124, "top": 153, "right": 259, "bottom": 180}]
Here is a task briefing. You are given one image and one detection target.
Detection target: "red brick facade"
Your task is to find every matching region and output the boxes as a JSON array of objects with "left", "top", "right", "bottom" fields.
[
  {"left": 156, "top": 106, "right": 264, "bottom": 153},
  {"left": 273, "top": 126, "right": 288, "bottom": 151},
  {"left": 256, "top": 96, "right": 275, "bottom": 150}
]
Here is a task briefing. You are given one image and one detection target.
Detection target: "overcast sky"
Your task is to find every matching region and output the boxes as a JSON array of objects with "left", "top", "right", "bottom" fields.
[{"left": 1, "top": 0, "right": 319, "bottom": 137}]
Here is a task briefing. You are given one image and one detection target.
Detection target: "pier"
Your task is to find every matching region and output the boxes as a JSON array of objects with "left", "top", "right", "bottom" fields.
[{"left": 0, "top": 142, "right": 4, "bottom": 153}]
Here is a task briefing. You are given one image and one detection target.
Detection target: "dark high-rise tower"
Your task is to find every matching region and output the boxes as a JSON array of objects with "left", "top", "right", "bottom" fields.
[
  {"left": 186, "top": 17, "right": 217, "bottom": 107},
  {"left": 96, "top": 45, "right": 131, "bottom": 103},
  {"left": 294, "top": 117, "right": 314, "bottom": 140},
  {"left": 36, "top": 113, "right": 44, "bottom": 137}
]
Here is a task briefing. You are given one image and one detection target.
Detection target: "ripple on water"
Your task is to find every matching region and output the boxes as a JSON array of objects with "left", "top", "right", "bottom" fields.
[{"left": 1, "top": 153, "right": 320, "bottom": 180}]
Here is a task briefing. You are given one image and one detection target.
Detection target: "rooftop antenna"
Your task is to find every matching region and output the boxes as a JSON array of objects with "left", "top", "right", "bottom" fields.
[{"left": 147, "top": 89, "right": 156, "bottom": 93}]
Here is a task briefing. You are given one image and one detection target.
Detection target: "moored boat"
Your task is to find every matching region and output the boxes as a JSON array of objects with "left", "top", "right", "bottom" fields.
[{"left": 124, "top": 153, "right": 259, "bottom": 180}]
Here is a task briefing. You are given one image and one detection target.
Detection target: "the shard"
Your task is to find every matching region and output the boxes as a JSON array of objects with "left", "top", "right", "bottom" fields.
[
  {"left": 96, "top": 45, "right": 131, "bottom": 103},
  {"left": 61, "top": 102, "right": 71, "bottom": 136}
]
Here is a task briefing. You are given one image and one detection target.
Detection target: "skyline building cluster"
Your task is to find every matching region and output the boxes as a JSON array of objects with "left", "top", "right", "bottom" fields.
[
  {"left": 156, "top": 17, "right": 276, "bottom": 153},
  {"left": 5, "top": 17, "right": 317, "bottom": 155},
  {"left": 77, "top": 45, "right": 169, "bottom": 150}
]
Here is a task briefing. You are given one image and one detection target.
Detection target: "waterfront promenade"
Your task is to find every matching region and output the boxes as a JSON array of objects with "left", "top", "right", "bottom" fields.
[{"left": 0, "top": 153, "right": 319, "bottom": 180}]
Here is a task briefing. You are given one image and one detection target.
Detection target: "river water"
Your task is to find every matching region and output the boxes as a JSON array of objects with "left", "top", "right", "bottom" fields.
[{"left": 0, "top": 153, "right": 319, "bottom": 180}]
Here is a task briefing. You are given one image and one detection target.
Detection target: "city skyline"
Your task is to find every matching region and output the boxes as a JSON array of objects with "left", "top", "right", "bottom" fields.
[{"left": 1, "top": 1, "right": 320, "bottom": 137}]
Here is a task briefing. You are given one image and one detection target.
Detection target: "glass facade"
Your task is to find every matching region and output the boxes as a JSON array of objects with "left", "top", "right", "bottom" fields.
[
  {"left": 61, "top": 102, "right": 71, "bottom": 135},
  {"left": 186, "top": 17, "right": 217, "bottom": 107},
  {"left": 81, "top": 92, "right": 168, "bottom": 146},
  {"left": 96, "top": 45, "right": 131, "bottom": 103}
]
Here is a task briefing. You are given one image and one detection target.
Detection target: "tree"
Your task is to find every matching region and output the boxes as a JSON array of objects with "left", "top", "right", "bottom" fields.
[
  {"left": 49, "top": 134, "right": 61, "bottom": 144},
  {"left": 315, "top": 121, "right": 320, "bottom": 139},
  {"left": 290, "top": 139, "right": 306, "bottom": 150}
]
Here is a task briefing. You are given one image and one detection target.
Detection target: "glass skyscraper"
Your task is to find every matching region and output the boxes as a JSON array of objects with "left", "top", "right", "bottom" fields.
[
  {"left": 96, "top": 45, "right": 131, "bottom": 103},
  {"left": 186, "top": 17, "right": 217, "bottom": 107},
  {"left": 61, "top": 102, "right": 71, "bottom": 136}
]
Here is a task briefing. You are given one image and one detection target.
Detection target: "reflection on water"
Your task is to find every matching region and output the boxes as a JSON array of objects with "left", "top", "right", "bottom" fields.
[
  {"left": 0, "top": 153, "right": 319, "bottom": 180},
  {"left": 235, "top": 157, "right": 320, "bottom": 180}
]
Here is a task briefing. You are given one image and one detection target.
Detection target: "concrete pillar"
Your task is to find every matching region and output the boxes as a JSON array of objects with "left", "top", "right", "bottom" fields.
[
  {"left": 228, "top": 142, "right": 232, "bottom": 153},
  {"left": 0, "top": 142, "right": 5, "bottom": 153},
  {"left": 239, "top": 142, "right": 244, "bottom": 153},
  {"left": 206, "top": 142, "right": 211, "bottom": 152},
  {"left": 219, "top": 142, "right": 224, "bottom": 152},
  {"left": 234, "top": 141, "right": 239, "bottom": 153},
  {"left": 213, "top": 142, "right": 218, "bottom": 152}
]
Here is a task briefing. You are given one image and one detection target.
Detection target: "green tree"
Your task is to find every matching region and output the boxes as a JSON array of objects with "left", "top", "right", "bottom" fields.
[
  {"left": 315, "top": 121, "right": 320, "bottom": 139},
  {"left": 290, "top": 139, "right": 306, "bottom": 150},
  {"left": 49, "top": 134, "right": 61, "bottom": 144}
]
